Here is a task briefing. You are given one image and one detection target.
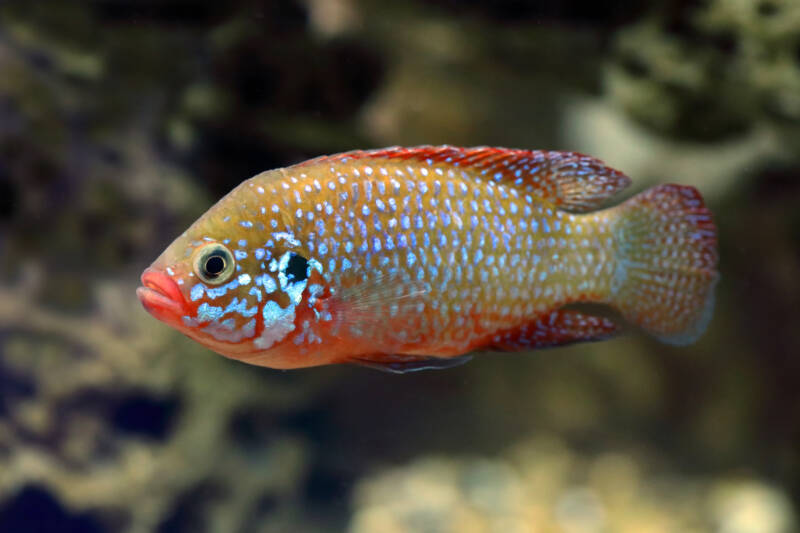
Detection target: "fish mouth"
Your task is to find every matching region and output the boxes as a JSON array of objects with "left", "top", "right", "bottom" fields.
[{"left": 137, "top": 268, "right": 186, "bottom": 323}]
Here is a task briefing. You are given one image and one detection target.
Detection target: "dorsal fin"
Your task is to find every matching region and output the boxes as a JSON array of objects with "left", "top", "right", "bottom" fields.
[{"left": 298, "top": 145, "right": 632, "bottom": 212}]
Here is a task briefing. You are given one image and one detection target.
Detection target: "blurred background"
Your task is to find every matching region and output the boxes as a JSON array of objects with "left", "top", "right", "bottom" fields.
[{"left": 0, "top": 0, "right": 798, "bottom": 532}]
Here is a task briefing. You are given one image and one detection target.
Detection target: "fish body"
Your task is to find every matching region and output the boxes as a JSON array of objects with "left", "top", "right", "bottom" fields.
[{"left": 137, "top": 146, "right": 718, "bottom": 372}]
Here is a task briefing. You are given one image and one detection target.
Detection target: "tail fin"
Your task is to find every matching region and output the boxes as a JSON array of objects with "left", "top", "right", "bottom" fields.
[{"left": 610, "top": 184, "right": 719, "bottom": 345}]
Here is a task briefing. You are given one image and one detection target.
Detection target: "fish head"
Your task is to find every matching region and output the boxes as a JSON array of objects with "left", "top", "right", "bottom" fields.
[{"left": 137, "top": 179, "right": 326, "bottom": 364}]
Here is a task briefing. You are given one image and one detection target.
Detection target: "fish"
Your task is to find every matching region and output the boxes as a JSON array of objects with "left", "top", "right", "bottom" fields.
[{"left": 137, "top": 146, "right": 719, "bottom": 373}]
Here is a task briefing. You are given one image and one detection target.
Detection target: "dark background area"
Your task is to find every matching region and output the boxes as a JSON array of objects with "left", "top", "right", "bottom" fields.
[{"left": 0, "top": 0, "right": 798, "bottom": 531}]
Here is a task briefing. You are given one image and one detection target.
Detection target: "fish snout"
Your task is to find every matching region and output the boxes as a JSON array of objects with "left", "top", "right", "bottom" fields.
[{"left": 137, "top": 268, "right": 187, "bottom": 322}]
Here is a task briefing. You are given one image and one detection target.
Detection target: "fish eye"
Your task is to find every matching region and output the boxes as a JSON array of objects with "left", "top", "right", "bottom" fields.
[{"left": 193, "top": 243, "right": 236, "bottom": 285}]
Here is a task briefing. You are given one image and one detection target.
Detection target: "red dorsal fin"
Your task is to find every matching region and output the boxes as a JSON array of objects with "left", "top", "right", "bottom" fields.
[{"left": 298, "top": 145, "right": 632, "bottom": 212}]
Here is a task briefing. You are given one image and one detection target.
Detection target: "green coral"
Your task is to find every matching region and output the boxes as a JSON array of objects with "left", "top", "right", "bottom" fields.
[{"left": 606, "top": 0, "right": 800, "bottom": 140}]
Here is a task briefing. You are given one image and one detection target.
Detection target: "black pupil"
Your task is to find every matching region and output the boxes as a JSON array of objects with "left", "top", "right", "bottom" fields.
[
  {"left": 285, "top": 252, "right": 308, "bottom": 282},
  {"left": 204, "top": 254, "right": 226, "bottom": 277}
]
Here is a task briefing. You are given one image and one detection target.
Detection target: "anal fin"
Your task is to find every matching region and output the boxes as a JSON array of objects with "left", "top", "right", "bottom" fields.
[
  {"left": 350, "top": 354, "right": 473, "bottom": 374},
  {"left": 490, "top": 309, "right": 620, "bottom": 351}
]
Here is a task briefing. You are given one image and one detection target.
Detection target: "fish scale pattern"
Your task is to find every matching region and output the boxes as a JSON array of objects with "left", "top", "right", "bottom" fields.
[{"left": 273, "top": 156, "right": 618, "bottom": 355}]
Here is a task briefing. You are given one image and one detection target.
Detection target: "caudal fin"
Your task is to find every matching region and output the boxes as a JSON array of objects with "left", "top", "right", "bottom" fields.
[{"left": 610, "top": 184, "right": 719, "bottom": 345}]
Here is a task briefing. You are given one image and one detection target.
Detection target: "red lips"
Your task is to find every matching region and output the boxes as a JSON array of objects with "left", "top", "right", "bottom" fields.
[{"left": 137, "top": 268, "right": 186, "bottom": 325}]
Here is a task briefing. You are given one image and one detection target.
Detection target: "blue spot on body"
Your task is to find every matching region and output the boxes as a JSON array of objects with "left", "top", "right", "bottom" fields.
[
  {"left": 190, "top": 284, "right": 204, "bottom": 301},
  {"left": 197, "top": 302, "right": 223, "bottom": 321}
]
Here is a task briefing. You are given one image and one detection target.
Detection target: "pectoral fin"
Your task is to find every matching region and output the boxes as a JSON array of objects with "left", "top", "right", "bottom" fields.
[{"left": 325, "top": 271, "right": 430, "bottom": 345}]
